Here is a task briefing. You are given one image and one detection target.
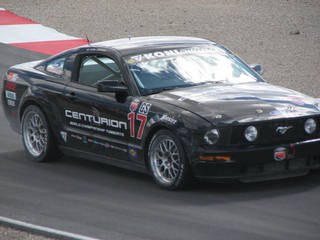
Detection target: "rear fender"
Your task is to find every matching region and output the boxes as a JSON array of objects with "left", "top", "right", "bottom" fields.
[{"left": 19, "top": 87, "right": 62, "bottom": 143}]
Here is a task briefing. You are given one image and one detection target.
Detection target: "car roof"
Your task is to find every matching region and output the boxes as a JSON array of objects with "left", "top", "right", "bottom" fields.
[{"left": 92, "top": 36, "right": 214, "bottom": 56}]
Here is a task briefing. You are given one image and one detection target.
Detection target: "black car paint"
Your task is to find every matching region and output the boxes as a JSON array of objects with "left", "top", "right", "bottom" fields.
[{"left": 2, "top": 36, "right": 320, "bottom": 181}]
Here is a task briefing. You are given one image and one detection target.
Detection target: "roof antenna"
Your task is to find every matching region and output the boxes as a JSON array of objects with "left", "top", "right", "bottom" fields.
[
  {"left": 86, "top": 35, "right": 91, "bottom": 45},
  {"left": 128, "top": 34, "right": 132, "bottom": 40}
]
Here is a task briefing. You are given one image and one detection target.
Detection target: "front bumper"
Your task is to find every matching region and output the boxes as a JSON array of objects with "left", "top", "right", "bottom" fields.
[{"left": 193, "top": 138, "right": 320, "bottom": 182}]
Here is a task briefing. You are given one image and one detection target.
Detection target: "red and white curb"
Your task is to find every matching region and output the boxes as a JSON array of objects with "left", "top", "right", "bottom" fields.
[
  {"left": 0, "top": 8, "right": 88, "bottom": 55},
  {"left": 0, "top": 216, "right": 100, "bottom": 240}
]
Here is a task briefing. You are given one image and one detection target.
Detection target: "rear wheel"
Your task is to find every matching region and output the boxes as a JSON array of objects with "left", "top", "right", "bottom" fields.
[
  {"left": 148, "top": 130, "right": 192, "bottom": 190},
  {"left": 21, "top": 105, "right": 57, "bottom": 162}
]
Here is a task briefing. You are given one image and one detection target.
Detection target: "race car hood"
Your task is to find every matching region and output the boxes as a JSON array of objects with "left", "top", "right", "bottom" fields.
[{"left": 150, "top": 82, "right": 320, "bottom": 125}]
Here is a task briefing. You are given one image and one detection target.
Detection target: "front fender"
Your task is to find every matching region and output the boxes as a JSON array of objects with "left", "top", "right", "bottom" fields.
[{"left": 142, "top": 109, "right": 212, "bottom": 164}]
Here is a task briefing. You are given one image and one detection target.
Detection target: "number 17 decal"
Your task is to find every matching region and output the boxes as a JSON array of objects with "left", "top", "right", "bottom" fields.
[
  {"left": 128, "top": 101, "right": 151, "bottom": 139},
  {"left": 128, "top": 112, "right": 147, "bottom": 139}
]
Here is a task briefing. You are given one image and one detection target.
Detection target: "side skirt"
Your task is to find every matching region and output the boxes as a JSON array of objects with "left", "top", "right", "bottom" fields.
[{"left": 59, "top": 145, "right": 148, "bottom": 175}]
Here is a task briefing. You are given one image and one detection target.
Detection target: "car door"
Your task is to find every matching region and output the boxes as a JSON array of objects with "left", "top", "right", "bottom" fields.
[{"left": 62, "top": 52, "right": 135, "bottom": 162}]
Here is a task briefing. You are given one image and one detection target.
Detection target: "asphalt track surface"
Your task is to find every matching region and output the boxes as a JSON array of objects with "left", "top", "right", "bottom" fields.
[
  {"left": 1, "top": 0, "right": 320, "bottom": 239},
  {"left": 0, "top": 43, "right": 320, "bottom": 240}
]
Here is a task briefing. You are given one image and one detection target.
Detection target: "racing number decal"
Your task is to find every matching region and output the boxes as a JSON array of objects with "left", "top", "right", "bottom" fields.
[
  {"left": 128, "top": 113, "right": 147, "bottom": 139},
  {"left": 136, "top": 114, "right": 147, "bottom": 139},
  {"left": 128, "top": 101, "right": 151, "bottom": 139},
  {"left": 128, "top": 112, "right": 135, "bottom": 137}
]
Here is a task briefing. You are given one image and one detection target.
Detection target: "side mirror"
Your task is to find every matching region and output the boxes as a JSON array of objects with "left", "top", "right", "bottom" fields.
[
  {"left": 249, "top": 64, "right": 263, "bottom": 75},
  {"left": 97, "top": 80, "right": 128, "bottom": 93}
]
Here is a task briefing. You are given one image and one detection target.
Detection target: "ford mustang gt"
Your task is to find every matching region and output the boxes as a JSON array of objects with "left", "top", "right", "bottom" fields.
[{"left": 2, "top": 36, "right": 320, "bottom": 189}]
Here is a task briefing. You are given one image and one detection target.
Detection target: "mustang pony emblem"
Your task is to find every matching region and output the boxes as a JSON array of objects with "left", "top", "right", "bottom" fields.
[{"left": 276, "top": 126, "right": 293, "bottom": 135}]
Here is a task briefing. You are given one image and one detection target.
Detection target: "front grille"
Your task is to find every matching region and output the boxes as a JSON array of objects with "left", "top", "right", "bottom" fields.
[{"left": 231, "top": 116, "right": 320, "bottom": 146}]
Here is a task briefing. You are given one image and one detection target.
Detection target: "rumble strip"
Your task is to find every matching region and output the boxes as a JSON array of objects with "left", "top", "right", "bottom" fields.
[{"left": 0, "top": 8, "right": 88, "bottom": 55}]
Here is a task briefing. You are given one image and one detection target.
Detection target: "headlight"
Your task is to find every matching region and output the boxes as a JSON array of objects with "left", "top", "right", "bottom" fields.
[
  {"left": 304, "top": 118, "right": 317, "bottom": 134},
  {"left": 244, "top": 126, "right": 258, "bottom": 142},
  {"left": 204, "top": 129, "right": 219, "bottom": 145}
]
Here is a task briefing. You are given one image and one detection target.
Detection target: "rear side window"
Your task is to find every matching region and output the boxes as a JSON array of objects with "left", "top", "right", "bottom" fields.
[{"left": 46, "top": 57, "right": 65, "bottom": 75}]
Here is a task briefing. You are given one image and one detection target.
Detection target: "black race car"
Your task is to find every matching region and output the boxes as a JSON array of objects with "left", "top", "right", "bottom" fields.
[{"left": 2, "top": 36, "right": 320, "bottom": 189}]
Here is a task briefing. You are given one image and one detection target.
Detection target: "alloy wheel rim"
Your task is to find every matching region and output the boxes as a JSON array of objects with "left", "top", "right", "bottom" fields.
[
  {"left": 150, "top": 137, "right": 181, "bottom": 184},
  {"left": 23, "top": 111, "right": 48, "bottom": 157}
]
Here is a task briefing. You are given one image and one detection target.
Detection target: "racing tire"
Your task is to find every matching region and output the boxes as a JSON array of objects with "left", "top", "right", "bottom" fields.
[
  {"left": 21, "top": 105, "right": 58, "bottom": 162},
  {"left": 148, "top": 130, "right": 192, "bottom": 190}
]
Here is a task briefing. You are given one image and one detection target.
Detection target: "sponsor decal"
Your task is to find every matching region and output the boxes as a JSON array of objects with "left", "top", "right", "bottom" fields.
[
  {"left": 70, "top": 134, "right": 82, "bottom": 141},
  {"left": 286, "top": 105, "right": 296, "bottom": 112},
  {"left": 70, "top": 121, "right": 104, "bottom": 132},
  {"left": 5, "top": 82, "right": 16, "bottom": 91},
  {"left": 138, "top": 102, "right": 152, "bottom": 115},
  {"left": 129, "top": 99, "right": 140, "bottom": 112},
  {"left": 7, "top": 99, "right": 15, "bottom": 107},
  {"left": 46, "top": 58, "right": 65, "bottom": 75},
  {"left": 128, "top": 146, "right": 137, "bottom": 159},
  {"left": 128, "top": 47, "right": 221, "bottom": 64},
  {"left": 87, "top": 138, "right": 127, "bottom": 152},
  {"left": 110, "top": 145, "right": 127, "bottom": 153},
  {"left": 60, "top": 131, "right": 67, "bottom": 142},
  {"left": 5, "top": 90, "right": 16, "bottom": 100},
  {"left": 65, "top": 110, "right": 127, "bottom": 130},
  {"left": 7, "top": 72, "right": 18, "bottom": 81},
  {"left": 128, "top": 102, "right": 152, "bottom": 139},
  {"left": 105, "top": 129, "right": 124, "bottom": 137},
  {"left": 69, "top": 121, "right": 125, "bottom": 137},
  {"left": 160, "top": 114, "right": 177, "bottom": 124},
  {"left": 274, "top": 147, "right": 287, "bottom": 161},
  {"left": 66, "top": 109, "right": 126, "bottom": 137},
  {"left": 88, "top": 138, "right": 109, "bottom": 148}
]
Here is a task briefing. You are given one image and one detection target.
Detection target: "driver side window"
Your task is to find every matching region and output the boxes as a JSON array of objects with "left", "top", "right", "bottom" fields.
[{"left": 78, "top": 55, "right": 122, "bottom": 87}]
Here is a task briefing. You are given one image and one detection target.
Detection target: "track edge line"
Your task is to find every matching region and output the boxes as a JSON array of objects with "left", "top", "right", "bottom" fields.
[{"left": 0, "top": 216, "right": 101, "bottom": 240}]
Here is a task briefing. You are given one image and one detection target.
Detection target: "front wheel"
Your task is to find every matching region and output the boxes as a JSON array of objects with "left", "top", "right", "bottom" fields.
[
  {"left": 148, "top": 130, "right": 192, "bottom": 190},
  {"left": 21, "top": 105, "right": 58, "bottom": 162}
]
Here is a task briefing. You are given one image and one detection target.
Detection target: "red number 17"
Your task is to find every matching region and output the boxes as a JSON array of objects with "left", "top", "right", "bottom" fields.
[{"left": 128, "top": 112, "right": 147, "bottom": 139}]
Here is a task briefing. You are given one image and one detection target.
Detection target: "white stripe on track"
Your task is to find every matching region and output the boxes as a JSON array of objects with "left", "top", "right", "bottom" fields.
[
  {"left": 0, "top": 24, "right": 79, "bottom": 44},
  {"left": 0, "top": 216, "right": 101, "bottom": 240},
  {"left": 0, "top": 8, "right": 6, "bottom": 11}
]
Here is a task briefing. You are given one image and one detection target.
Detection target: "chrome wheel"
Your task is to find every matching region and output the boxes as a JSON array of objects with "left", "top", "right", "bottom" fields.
[
  {"left": 23, "top": 110, "right": 48, "bottom": 157},
  {"left": 150, "top": 136, "right": 181, "bottom": 185}
]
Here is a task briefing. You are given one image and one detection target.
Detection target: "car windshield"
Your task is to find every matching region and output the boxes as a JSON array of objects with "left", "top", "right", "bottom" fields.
[{"left": 125, "top": 46, "right": 262, "bottom": 95}]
